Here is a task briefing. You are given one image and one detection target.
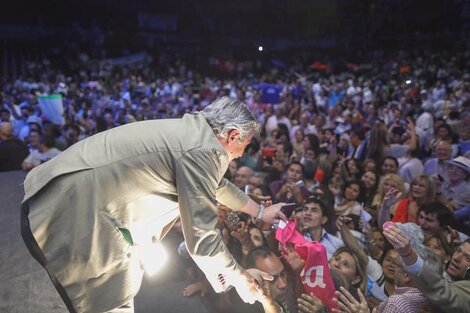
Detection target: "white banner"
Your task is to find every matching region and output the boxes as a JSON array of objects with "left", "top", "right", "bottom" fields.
[{"left": 38, "top": 94, "right": 65, "bottom": 125}]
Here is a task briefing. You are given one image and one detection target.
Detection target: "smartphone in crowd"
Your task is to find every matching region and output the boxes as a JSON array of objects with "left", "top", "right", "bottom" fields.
[
  {"left": 260, "top": 148, "right": 276, "bottom": 159},
  {"left": 280, "top": 203, "right": 298, "bottom": 217}
]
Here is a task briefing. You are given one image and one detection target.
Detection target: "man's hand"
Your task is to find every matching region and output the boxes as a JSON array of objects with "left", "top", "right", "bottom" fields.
[
  {"left": 230, "top": 269, "right": 274, "bottom": 304},
  {"left": 231, "top": 222, "right": 255, "bottom": 255},
  {"left": 336, "top": 216, "right": 353, "bottom": 231},
  {"left": 445, "top": 225, "right": 461, "bottom": 246},
  {"left": 261, "top": 202, "right": 287, "bottom": 226},
  {"left": 382, "top": 225, "right": 411, "bottom": 256},
  {"left": 277, "top": 183, "right": 290, "bottom": 198},
  {"left": 332, "top": 287, "right": 370, "bottom": 313},
  {"left": 248, "top": 193, "right": 272, "bottom": 204},
  {"left": 297, "top": 292, "right": 324, "bottom": 313},
  {"left": 183, "top": 279, "right": 210, "bottom": 297},
  {"left": 245, "top": 268, "right": 274, "bottom": 287},
  {"left": 282, "top": 243, "right": 305, "bottom": 275}
]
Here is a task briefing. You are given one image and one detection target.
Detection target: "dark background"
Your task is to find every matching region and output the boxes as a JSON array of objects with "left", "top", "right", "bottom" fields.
[{"left": 0, "top": 0, "right": 468, "bottom": 56}]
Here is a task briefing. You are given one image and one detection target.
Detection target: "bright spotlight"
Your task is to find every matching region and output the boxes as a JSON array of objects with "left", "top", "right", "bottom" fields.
[
  {"left": 258, "top": 46, "right": 263, "bottom": 52},
  {"left": 139, "top": 242, "right": 168, "bottom": 276}
]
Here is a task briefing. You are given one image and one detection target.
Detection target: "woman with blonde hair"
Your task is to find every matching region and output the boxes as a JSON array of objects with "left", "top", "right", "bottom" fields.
[
  {"left": 392, "top": 174, "right": 435, "bottom": 223},
  {"left": 373, "top": 174, "right": 405, "bottom": 204},
  {"left": 370, "top": 174, "right": 405, "bottom": 223},
  {"left": 329, "top": 247, "right": 368, "bottom": 294}
]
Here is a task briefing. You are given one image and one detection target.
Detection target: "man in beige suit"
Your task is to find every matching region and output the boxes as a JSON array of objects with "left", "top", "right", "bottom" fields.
[
  {"left": 20, "top": 97, "right": 285, "bottom": 313},
  {"left": 383, "top": 225, "right": 470, "bottom": 313}
]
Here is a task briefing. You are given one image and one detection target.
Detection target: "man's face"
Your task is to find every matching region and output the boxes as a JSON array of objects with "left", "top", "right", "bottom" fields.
[
  {"left": 249, "top": 228, "right": 264, "bottom": 248},
  {"left": 381, "top": 159, "right": 398, "bottom": 174},
  {"left": 301, "top": 202, "right": 326, "bottom": 230},
  {"left": 389, "top": 133, "right": 402, "bottom": 144},
  {"left": 255, "top": 254, "right": 287, "bottom": 301},
  {"left": 66, "top": 128, "right": 79, "bottom": 143},
  {"left": 0, "top": 111, "right": 10, "bottom": 122},
  {"left": 235, "top": 167, "right": 252, "bottom": 189},
  {"left": 304, "top": 149, "right": 315, "bottom": 161},
  {"left": 248, "top": 175, "right": 263, "bottom": 190},
  {"left": 286, "top": 164, "right": 303, "bottom": 183},
  {"left": 226, "top": 133, "right": 252, "bottom": 161},
  {"left": 417, "top": 211, "right": 444, "bottom": 238},
  {"left": 314, "top": 115, "right": 324, "bottom": 128},
  {"left": 393, "top": 257, "right": 410, "bottom": 287},
  {"left": 459, "top": 128, "right": 470, "bottom": 141},
  {"left": 28, "top": 131, "right": 41, "bottom": 148},
  {"left": 436, "top": 142, "right": 452, "bottom": 161},
  {"left": 447, "top": 165, "right": 467, "bottom": 183},
  {"left": 21, "top": 108, "right": 29, "bottom": 119},
  {"left": 104, "top": 113, "right": 114, "bottom": 125},
  {"left": 437, "top": 127, "right": 450, "bottom": 139},
  {"left": 446, "top": 242, "right": 470, "bottom": 280},
  {"left": 228, "top": 160, "right": 238, "bottom": 177}
]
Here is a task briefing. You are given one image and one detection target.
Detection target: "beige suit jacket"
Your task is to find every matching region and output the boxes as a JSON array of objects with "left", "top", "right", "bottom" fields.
[
  {"left": 22, "top": 113, "right": 249, "bottom": 313},
  {"left": 411, "top": 262, "right": 470, "bottom": 313}
]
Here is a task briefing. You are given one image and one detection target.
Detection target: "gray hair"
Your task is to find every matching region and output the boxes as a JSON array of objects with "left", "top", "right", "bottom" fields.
[
  {"left": 200, "top": 97, "right": 260, "bottom": 141},
  {"left": 404, "top": 244, "right": 442, "bottom": 275}
]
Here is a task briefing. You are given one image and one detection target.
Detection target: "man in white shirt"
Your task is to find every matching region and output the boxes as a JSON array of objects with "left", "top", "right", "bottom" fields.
[
  {"left": 22, "top": 135, "right": 61, "bottom": 170},
  {"left": 300, "top": 196, "right": 343, "bottom": 259}
]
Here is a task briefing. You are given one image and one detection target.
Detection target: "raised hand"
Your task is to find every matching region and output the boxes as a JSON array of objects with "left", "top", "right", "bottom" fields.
[
  {"left": 231, "top": 222, "right": 255, "bottom": 255},
  {"left": 297, "top": 292, "right": 324, "bottom": 313},
  {"left": 281, "top": 243, "right": 305, "bottom": 275},
  {"left": 230, "top": 269, "right": 273, "bottom": 304},
  {"left": 332, "top": 287, "right": 370, "bottom": 313},
  {"left": 183, "top": 279, "right": 210, "bottom": 297},
  {"left": 261, "top": 202, "right": 287, "bottom": 227},
  {"left": 382, "top": 225, "right": 411, "bottom": 256},
  {"left": 248, "top": 193, "right": 272, "bottom": 204},
  {"left": 382, "top": 188, "right": 401, "bottom": 210},
  {"left": 336, "top": 216, "right": 353, "bottom": 231}
]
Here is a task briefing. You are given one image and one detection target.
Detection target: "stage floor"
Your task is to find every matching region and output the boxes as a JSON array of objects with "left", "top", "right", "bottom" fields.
[{"left": 0, "top": 170, "right": 211, "bottom": 313}]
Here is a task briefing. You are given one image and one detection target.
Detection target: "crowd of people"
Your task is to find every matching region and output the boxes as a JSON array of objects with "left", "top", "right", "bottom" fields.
[{"left": 1, "top": 42, "right": 470, "bottom": 312}]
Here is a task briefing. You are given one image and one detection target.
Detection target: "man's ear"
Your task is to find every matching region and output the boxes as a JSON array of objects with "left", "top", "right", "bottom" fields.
[
  {"left": 228, "top": 129, "right": 241, "bottom": 143},
  {"left": 403, "top": 272, "right": 411, "bottom": 284}
]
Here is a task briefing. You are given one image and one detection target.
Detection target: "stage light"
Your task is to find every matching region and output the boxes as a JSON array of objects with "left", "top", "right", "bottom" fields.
[
  {"left": 258, "top": 46, "right": 263, "bottom": 52},
  {"left": 139, "top": 242, "right": 168, "bottom": 276}
]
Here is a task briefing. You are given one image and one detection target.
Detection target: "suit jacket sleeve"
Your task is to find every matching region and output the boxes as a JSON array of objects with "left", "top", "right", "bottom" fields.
[
  {"left": 175, "top": 149, "right": 244, "bottom": 292},
  {"left": 411, "top": 262, "right": 470, "bottom": 313},
  {"left": 215, "top": 178, "right": 250, "bottom": 211}
]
